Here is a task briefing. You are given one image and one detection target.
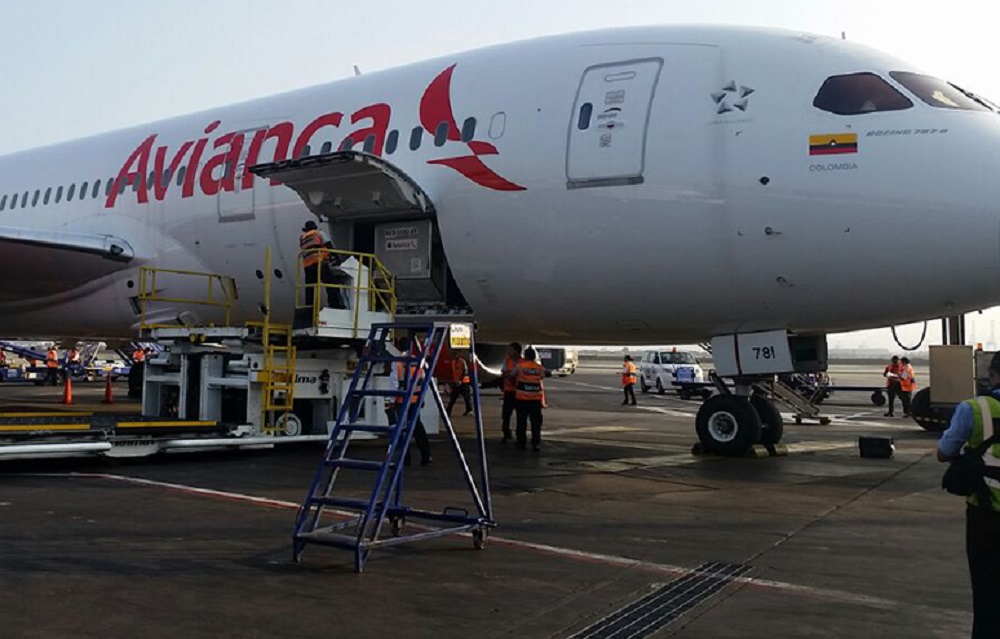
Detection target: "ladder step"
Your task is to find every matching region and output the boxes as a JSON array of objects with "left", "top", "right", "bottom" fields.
[
  {"left": 352, "top": 389, "right": 408, "bottom": 398},
  {"left": 340, "top": 423, "right": 396, "bottom": 434},
  {"left": 309, "top": 496, "right": 375, "bottom": 510},
  {"left": 324, "top": 458, "right": 388, "bottom": 471},
  {"left": 362, "top": 354, "right": 422, "bottom": 364},
  {"left": 295, "top": 530, "right": 362, "bottom": 549}
]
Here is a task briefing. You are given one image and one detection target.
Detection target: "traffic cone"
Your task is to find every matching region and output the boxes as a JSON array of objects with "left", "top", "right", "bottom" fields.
[
  {"left": 61, "top": 374, "right": 73, "bottom": 405},
  {"left": 101, "top": 374, "right": 114, "bottom": 404}
]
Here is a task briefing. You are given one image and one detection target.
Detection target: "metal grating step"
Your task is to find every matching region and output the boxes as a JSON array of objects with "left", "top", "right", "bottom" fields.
[{"left": 568, "top": 562, "right": 751, "bottom": 639}]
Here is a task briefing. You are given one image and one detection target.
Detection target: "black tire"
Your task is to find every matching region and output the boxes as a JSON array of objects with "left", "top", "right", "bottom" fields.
[
  {"left": 701, "top": 390, "right": 714, "bottom": 400},
  {"left": 750, "top": 395, "right": 784, "bottom": 446},
  {"left": 640, "top": 376, "right": 649, "bottom": 393},
  {"left": 910, "top": 387, "right": 949, "bottom": 433},
  {"left": 656, "top": 378, "right": 665, "bottom": 394},
  {"left": 871, "top": 390, "right": 886, "bottom": 407},
  {"left": 695, "top": 394, "right": 762, "bottom": 456},
  {"left": 679, "top": 388, "right": 692, "bottom": 400}
]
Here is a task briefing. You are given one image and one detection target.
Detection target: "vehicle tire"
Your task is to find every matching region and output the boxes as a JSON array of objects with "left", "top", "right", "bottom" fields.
[
  {"left": 910, "top": 387, "right": 949, "bottom": 433},
  {"left": 640, "top": 376, "right": 649, "bottom": 393},
  {"left": 695, "top": 394, "right": 762, "bottom": 456},
  {"left": 656, "top": 378, "right": 665, "bottom": 394},
  {"left": 750, "top": 395, "right": 784, "bottom": 446},
  {"left": 679, "top": 388, "right": 692, "bottom": 400},
  {"left": 701, "top": 390, "right": 714, "bottom": 400},
  {"left": 870, "top": 390, "right": 886, "bottom": 407}
]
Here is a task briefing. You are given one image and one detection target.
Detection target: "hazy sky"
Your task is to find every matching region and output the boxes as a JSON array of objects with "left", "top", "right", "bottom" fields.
[{"left": 1, "top": 0, "right": 996, "bottom": 349}]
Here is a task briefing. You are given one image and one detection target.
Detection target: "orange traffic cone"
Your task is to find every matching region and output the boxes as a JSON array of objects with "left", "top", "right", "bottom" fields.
[
  {"left": 101, "top": 374, "right": 114, "bottom": 404},
  {"left": 61, "top": 374, "right": 73, "bottom": 405}
]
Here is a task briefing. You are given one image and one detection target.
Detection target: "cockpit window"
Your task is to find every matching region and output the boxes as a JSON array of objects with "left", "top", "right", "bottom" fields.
[
  {"left": 889, "top": 72, "right": 993, "bottom": 111},
  {"left": 813, "top": 72, "right": 913, "bottom": 116}
]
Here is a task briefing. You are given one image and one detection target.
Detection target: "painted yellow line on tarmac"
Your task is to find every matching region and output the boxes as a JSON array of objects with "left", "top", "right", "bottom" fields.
[
  {"left": 116, "top": 421, "right": 217, "bottom": 429},
  {"left": 0, "top": 412, "right": 92, "bottom": 418},
  {"left": 0, "top": 424, "right": 92, "bottom": 432}
]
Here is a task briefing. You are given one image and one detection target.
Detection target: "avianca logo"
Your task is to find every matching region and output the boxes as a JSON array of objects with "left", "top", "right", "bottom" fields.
[{"left": 104, "top": 64, "right": 523, "bottom": 209}]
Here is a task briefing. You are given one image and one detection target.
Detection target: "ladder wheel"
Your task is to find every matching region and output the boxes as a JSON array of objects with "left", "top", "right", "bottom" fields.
[
  {"left": 472, "top": 528, "right": 488, "bottom": 550},
  {"left": 390, "top": 516, "right": 406, "bottom": 537}
]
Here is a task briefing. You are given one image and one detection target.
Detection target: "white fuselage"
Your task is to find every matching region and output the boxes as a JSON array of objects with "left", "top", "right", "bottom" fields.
[{"left": 1, "top": 25, "right": 998, "bottom": 344}]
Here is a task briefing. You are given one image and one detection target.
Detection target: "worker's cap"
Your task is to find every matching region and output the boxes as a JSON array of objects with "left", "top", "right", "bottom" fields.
[{"left": 302, "top": 220, "right": 318, "bottom": 231}]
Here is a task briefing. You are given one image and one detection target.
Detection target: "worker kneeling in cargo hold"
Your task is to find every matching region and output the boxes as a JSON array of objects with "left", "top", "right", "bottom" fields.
[
  {"left": 299, "top": 220, "right": 350, "bottom": 310},
  {"left": 511, "top": 347, "right": 546, "bottom": 452},
  {"left": 938, "top": 351, "right": 1000, "bottom": 638}
]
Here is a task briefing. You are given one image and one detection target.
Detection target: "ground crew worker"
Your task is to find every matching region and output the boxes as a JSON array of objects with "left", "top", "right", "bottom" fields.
[
  {"left": 446, "top": 351, "right": 474, "bottom": 417},
  {"left": 621, "top": 354, "right": 638, "bottom": 406},
  {"left": 512, "top": 347, "right": 545, "bottom": 452},
  {"left": 45, "top": 347, "right": 59, "bottom": 386},
  {"left": 299, "top": 220, "right": 348, "bottom": 310},
  {"left": 500, "top": 342, "right": 522, "bottom": 443},
  {"left": 133, "top": 347, "right": 145, "bottom": 363},
  {"left": 387, "top": 336, "right": 432, "bottom": 466},
  {"left": 898, "top": 356, "right": 916, "bottom": 417},
  {"left": 0, "top": 349, "right": 6, "bottom": 368},
  {"left": 65, "top": 346, "right": 81, "bottom": 382},
  {"left": 937, "top": 351, "right": 1000, "bottom": 637},
  {"left": 882, "top": 355, "right": 902, "bottom": 417}
]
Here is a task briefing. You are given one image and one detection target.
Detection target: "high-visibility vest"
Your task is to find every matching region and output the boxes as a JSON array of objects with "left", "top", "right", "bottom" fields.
[
  {"left": 453, "top": 359, "right": 470, "bottom": 385},
  {"left": 899, "top": 364, "right": 916, "bottom": 393},
  {"left": 67, "top": 350, "right": 80, "bottom": 363},
  {"left": 621, "top": 361, "right": 637, "bottom": 386},
  {"left": 515, "top": 361, "right": 545, "bottom": 401},
  {"left": 884, "top": 362, "right": 901, "bottom": 387},
  {"left": 133, "top": 349, "right": 145, "bottom": 362},
  {"left": 395, "top": 361, "right": 422, "bottom": 405},
  {"left": 46, "top": 349, "right": 58, "bottom": 368},
  {"left": 299, "top": 229, "right": 327, "bottom": 268},
  {"left": 963, "top": 395, "right": 1000, "bottom": 512},
  {"left": 502, "top": 355, "right": 519, "bottom": 393}
]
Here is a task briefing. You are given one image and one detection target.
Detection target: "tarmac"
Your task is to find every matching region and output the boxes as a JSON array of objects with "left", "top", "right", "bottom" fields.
[{"left": 0, "top": 363, "right": 970, "bottom": 638}]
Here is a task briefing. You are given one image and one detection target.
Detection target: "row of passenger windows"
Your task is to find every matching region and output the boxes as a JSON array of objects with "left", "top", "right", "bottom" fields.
[{"left": 0, "top": 117, "right": 480, "bottom": 212}]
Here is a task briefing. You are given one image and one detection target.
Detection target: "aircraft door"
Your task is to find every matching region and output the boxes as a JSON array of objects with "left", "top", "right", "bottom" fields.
[
  {"left": 217, "top": 127, "right": 260, "bottom": 223},
  {"left": 566, "top": 58, "right": 663, "bottom": 189}
]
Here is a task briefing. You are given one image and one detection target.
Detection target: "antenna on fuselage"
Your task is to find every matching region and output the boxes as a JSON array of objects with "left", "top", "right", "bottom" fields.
[{"left": 353, "top": 65, "right": 362, "bottom": 76}]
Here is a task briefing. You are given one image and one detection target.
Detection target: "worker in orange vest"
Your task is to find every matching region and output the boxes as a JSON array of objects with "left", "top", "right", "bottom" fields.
[
  {"left": 500, "top": 342, "right": 522, "bottom": 443},
  {"left": 133, "top": 347, "right": 145, "bottom": 363},
  {"left": 898, "top": 356, "right": 917, "bottom": 417},
  {"left": 621, "top": 354, "right": 638, "bottom": 406},
  {"left": 446, "top": 351, "right": 474, "bottom": 417},
  {"left": 882, "top": 355, "right": 902, "bottom": 417},
  {"left": 44, "top": 347, "right": 59, "bottom": 386},
  {"left": 386, "top": 336, "right": 432, "bottom": 466},
  {"left": 299, "top": 220, "right": 348, "bottom": 310},
  {"left": 511, "top": 346, "right": 546, "bottom": 452}
]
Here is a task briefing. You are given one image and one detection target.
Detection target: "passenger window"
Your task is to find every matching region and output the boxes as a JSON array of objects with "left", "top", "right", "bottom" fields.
[
  {"left": 340, "top": 137, "right": 355, "bottom": 152},
  {"left": 298, "top": 144, "right": 311, "bottom": 158},
  {"left": 889, "top": 72, "right": 993, "bottom": 111},
  {"left": 161, "top": 169, "right": 171, "bottom": 187},
  {"left": 461, "top": 117, "right": 476, "bottom": 142},
  {"left": 320, "top": 141, "right": 333, "bottom": 154},
  {"left": 813, "top": 72, "right": 913, "bottom": 115},
  {"left": 32, "top": 190, "right": 40, "bottom": 207},
  {"left": 147, "top": 172, "right": 155, "bottom": 189},
  {"left": 363, "top": 134, "right": 375, "bottom": 153},
  {"left": 0, "top": 194, "right": 6, "bottom": 211},
  {"left": 577, "top": 103, "right": 594, "bottom": 130},
  {"left": 23, "top": 192, "right": 28, "bottom": 207},
  {"left": 67, "top": 183, "right": 76, "bottom": 201},
  {"left": 119, "top": 178, "right": 127, "bottom": 195},
  {"left": 81, "top": 182, "right": 89, "bottom": 200},
  {"left": 93, "top": 180, "right": 102, "bottom": 199},
  {"left": 385, "top": 130, "right": 399, "bottom": 155},
  {"left": 42, "top": 188, "right": 51, "bottom": 205},
  {"left": 434, "top": 121, "right": 449, "bottom": 147},
  {"left": 55, "top": 186, "right": 63, "bottom": 203},
  {"left": 10, "top": 194, "right": 17, "bottom": 210},
  {"left": 409, "top": 126, "right": 423, "bottom": 151},
  {"left": 177, "top": 166, "right": 186, "bottom": 187}
]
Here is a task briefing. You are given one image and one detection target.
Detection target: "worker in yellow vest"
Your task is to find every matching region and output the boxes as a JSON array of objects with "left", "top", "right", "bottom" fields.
[
  {"left": 386, "top": 336, "right": 432, "bottom": 466},
  {"left": 446, "top": 351, "right": 473, "bottom": 417},
  {"left": 511, "top": 346, "right": 545, "bottom": 452},
  {"left": 621, "top": 354, "right": 638, "bottom": 406},
  {"left": 500, "top": 342, "right": 522, "bottom": 443}
]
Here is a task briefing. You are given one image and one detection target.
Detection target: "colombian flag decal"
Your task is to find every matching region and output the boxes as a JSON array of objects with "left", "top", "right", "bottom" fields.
[{"left": 809, "top": 133, "right": 858, "bottom": 156}]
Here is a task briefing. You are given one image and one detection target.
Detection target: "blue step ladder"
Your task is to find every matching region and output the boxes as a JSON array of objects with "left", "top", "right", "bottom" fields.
[{"left": 292, "top": 321, "right": 495, "bottom": 572}]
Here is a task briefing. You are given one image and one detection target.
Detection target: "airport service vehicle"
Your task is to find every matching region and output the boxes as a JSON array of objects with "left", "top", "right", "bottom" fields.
[
  {"left": 0, "top": 25, "right": 998, "bottom": 455},
  {"left": 639, "top": 349, "right": 706, "bottom": 396},
  {"left": 536, "top": 346, "right": 577, "bottom": 377}
]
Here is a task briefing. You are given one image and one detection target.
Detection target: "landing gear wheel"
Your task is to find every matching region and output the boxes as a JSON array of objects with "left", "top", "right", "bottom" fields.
[
  {"left": 472, "top": 528, "right": 489, "bottom": 550},
  {"left": 656, "top": 378, "right": 665, "bottom": 394},
  {"left": 695, "top": 394, "right": 762, "bottom": 456},
  {"left": 910, "top": 388, "right": 948, "bottom": 433},
  {"left": 390, "top": 516, "right": 406, "bottom": 537},
  {"left": 640, "top": 377, "right": 649, "bottom": 393},
  {"left": 750, "top": 395, "right": 784, "bottom": 446}
]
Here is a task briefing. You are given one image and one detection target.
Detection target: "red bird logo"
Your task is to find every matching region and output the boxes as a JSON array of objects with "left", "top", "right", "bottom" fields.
[{"left": 419, "top": 65, "right": 526, "bottom": 192}]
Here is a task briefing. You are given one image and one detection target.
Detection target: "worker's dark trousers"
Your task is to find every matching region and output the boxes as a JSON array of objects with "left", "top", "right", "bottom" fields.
[
  {"left": 303, "top": 264, "right": 347, "bottom": 310},
  {"left": 622, "top": 384, "right": 636, "bottom": 405},
  {"left": 45, "top": 367, "right": 59, "bottom": 386},
  {"left": 515, "top": 399, "right": 543, "bottom": 449},
  {"left": 967, "top": 505, "right": 1000, "bottom": 638},
  {"left": 386, "top": 405, "right": 431, "bottom": 463},
  {"left": 501, "top": 391, "right": 516, "bottom": 439},
  {"left": 886, "top": 384, "right": 899, "bottom": 415},
  {"left": 446, "top": 383, "right": 472, "bottom": 416},
  {"left": 899, "top": 390, "right": 913, "bottom": 415}
]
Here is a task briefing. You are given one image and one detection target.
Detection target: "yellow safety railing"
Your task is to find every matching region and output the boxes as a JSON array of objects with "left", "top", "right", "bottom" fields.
[
  {"left": 295, "top": 248, "right": 396, "bottom": 337},
  {"left": 138, "top": 266, "right": 237, "bottom": 331}
]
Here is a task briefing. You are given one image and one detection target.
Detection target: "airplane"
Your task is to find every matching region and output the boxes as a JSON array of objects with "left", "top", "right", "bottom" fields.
[{"left": 0, "top": 24, "right": 997, "bottom": 456}]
